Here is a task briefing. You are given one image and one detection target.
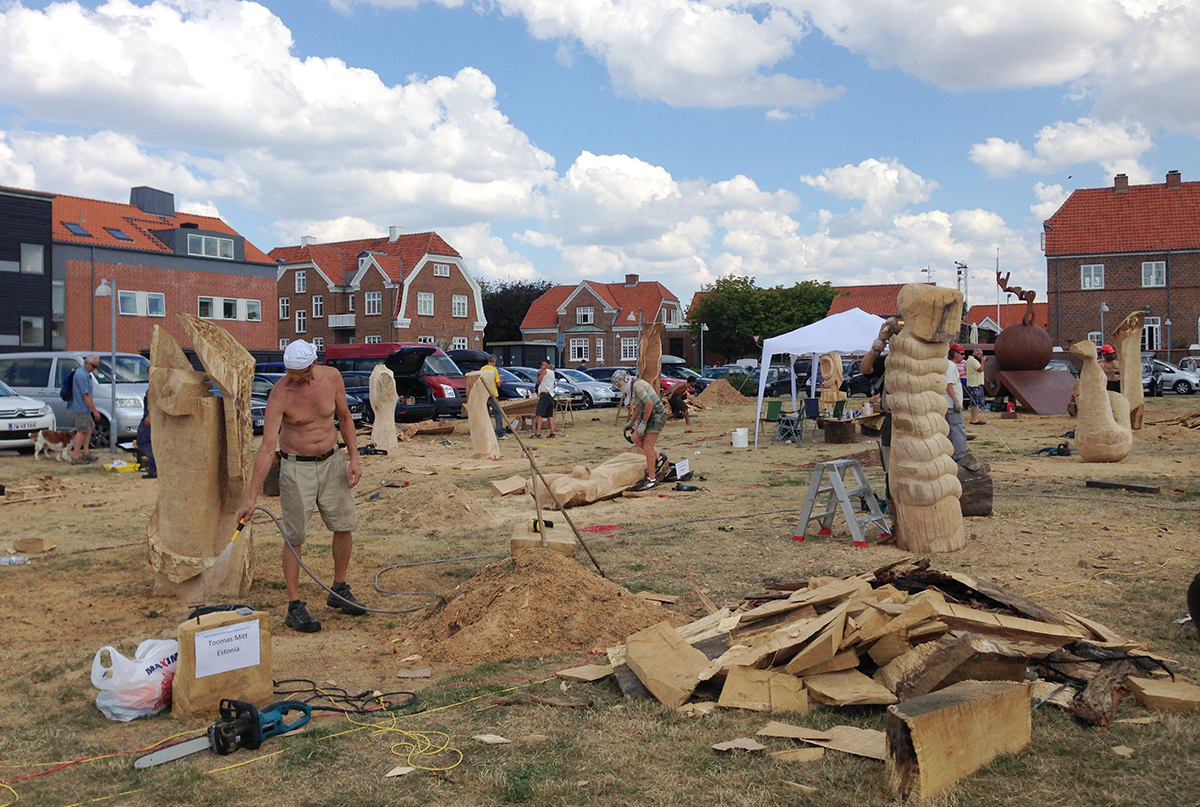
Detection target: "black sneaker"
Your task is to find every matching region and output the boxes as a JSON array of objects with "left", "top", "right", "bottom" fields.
[
  {"left": 285, "top": 601, "right": 322, "bottom": 633},
  {"left": 631, "top": 475, "right": 660, "bottom": 493},
  {"left": 327, "top": 582, "right": 367, "bottom": 616},
  {"left": 654, "top": 453, "right": 670, "bottom": 481}
]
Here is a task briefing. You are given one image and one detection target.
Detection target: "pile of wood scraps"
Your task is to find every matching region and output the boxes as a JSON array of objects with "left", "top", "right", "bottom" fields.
[{"left": 557, "top": 557, "right": 1190, "bottom": 801}]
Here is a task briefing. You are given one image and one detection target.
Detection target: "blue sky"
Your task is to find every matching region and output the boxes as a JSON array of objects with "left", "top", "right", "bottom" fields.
[{"left": 2, "top": 0, "right": 1197, "bottom": 312}]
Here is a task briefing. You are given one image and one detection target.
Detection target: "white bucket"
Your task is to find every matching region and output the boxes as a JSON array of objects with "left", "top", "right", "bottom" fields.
[{"left": 732, "top": 428, "right": 749, "bottom": 448}]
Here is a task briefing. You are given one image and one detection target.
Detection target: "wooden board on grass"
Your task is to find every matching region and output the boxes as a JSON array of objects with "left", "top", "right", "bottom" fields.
[
  {"left": 803, "top": 669, "right": 898, "bottom": 706},
  {"left": 757, "top": 721, "right": 886, "bottom": 760},
  {"left": 625, "top": 621, "right": 710, "bottom": 707},
  {"left": 1127, "top": 677, "right": 1200, "bottom": 712},
  {"left": 717, "top": 666, "right": 809, "bottom": 714},
  {"left": 490, "top": 475, "right": 527, "bottom": 497}
]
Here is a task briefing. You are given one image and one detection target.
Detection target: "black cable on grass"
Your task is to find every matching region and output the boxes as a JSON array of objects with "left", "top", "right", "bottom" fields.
[{"left": 274, "top": 678, "right": 421, "bottom": 715}]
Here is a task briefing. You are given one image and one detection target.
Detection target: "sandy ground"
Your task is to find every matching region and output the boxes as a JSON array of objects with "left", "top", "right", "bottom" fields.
[{"left": 1, "top": 392, "right": 1198, "bottom": 733}]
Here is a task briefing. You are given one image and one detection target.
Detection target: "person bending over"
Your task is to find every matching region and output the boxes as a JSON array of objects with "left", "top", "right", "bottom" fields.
[{"left": 612, "top": 370, "right": 669, "bottom": 490}]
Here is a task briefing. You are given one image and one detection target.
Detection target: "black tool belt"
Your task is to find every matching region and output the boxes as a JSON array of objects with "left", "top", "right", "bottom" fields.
[{"left": 279, "top": 447, "right": 337, "bottom": 462}]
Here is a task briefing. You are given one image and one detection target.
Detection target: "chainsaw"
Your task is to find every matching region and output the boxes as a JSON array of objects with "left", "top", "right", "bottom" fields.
[{"left": 134, "top": 699, "right": 311, "bottom": 768}]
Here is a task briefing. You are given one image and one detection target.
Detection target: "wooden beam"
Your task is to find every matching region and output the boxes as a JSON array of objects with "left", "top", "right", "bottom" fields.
[{"left": 1085, "top": 479, "right": 1160, "bottom": 494}]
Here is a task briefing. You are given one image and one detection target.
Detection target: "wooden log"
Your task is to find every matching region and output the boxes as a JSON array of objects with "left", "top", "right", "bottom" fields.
[
  {"left": 637, "top": 322, "right": 665, "bottom": 394},
  {"left": 886, "top": 681, "right": 1031, "bottom": 802},
  {"left": 465, "top": 373, "right": 500, "bottom": 460},
  {"left": 369, "top": 364, "right": 399, "bottom": 451},
  {"left": 1073, "top": 660, "right": 1138, "bottom": 726},
  {"left": 822, "top": 419, "right": 857, "bottom": 444},
  {"left": 1085, "top": 479, "right": 1160, "bottom": 494},
  {"left": 874, "top": 634, "right": 976, "bottom": 699}
]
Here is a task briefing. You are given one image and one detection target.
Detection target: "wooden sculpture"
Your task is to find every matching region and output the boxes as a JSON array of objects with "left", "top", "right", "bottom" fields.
[
  {"left": 887, "top": 284, "right": 964, "bottom": 553},
  {"left": 146, "top": 316, "right": 254, "bottom": 598},
  {"left": 638, "top": 322, "right": 665, "bottom": 393},
  {"left": 819, "top": 352, "right": 848, "bottom": 410},
  {"left": 1113, "top": 311, "right": 1146, "bottom": 430},
  {"left": 369, "top": 364, "right": 399, "bottom": 451},
  {"left": 1068, "top": 340, "right": 1132, "bottom": 463},
  {"left": 532, "top": 452, "right": 649, "bottom": 509},
  {"left": 465, "top": 371, "right": 501, "bottom": 460}
]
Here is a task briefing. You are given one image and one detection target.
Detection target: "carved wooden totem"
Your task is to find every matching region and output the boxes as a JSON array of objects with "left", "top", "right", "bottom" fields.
[
  {"left": 369, "top": 364, "right": 399, "bottom": 451},
  {"left": 1112, "top": 311, "right": 1146, "bottom": 430},
  {"left": 465, "top": 372, "right": 501, "bottom": 460},
  {"left": 887, "top": 285, "right": 964, "bottom": 553}
]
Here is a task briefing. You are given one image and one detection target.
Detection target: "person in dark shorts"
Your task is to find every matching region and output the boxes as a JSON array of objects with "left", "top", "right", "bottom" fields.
[
  {"left": 613, "top": 370, "right": 669, "bottom": 490},
  {"left": 534, "top": 358, "right": 558, "bottom": 438}
]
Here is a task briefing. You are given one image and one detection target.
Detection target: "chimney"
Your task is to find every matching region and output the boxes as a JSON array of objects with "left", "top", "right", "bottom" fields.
[
  {"left": 300, "top": 235, "right": 316, "bottom": 247},
  {"left": 1167, "top": 170, "right": 1182, "bottom": 188},
  {"left": 389, "top": 226, "right": 405, "bottom": 242},
  {"left": 624, "top": 273, "right": 639, "bottom": 287},
  {"left": 130, "top": 186, "right": 175, "bottom": 217},
  {"left": 1114, "top": 174, "right": 1129, "bottom": 193}
]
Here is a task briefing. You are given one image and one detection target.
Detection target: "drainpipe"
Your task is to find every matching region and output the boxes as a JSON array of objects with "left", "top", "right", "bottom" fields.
[{"left": 90, "top": 245, "right": 96, "bottom": 350}]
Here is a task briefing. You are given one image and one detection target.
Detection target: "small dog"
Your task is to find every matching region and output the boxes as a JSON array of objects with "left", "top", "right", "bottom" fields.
[{"left": 34, "top": 429, "right": 74, "bottom": 462}]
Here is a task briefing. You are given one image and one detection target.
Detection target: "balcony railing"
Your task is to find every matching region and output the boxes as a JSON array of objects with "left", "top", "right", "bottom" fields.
[{"left": 328, "top": 314, "right": 356, "bottom": 329}]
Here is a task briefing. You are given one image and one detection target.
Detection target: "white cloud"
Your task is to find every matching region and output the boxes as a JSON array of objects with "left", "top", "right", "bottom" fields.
[
  {"left": 1031, "top": 182, "right": 1069, "bottom": 221},
  {"left": 969, "top": 118, "right": 1152, "bottom": 180},
  {"left": 800, "top": 158, "right": 938, "bottom": 234}
]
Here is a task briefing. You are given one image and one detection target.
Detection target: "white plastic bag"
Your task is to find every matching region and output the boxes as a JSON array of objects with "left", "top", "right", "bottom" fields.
[{"left": 90, "top": 639, "right": 179, "bottom": 721}]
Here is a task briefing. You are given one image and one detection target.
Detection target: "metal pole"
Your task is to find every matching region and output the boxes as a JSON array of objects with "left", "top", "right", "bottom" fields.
[
  {"left": 1100, "top": 303, "right": 1106, "bottom": 343},
  {"left": 110, "top": 280, "right": 117, "bottom": 453},
  {"left": 699, "top": 323, "right": 705, "bottom": 370}
]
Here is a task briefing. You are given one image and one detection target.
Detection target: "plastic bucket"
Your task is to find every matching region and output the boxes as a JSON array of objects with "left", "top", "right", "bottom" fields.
[{"left": 732, "top": 428, "right": 749, "bottom": 448}]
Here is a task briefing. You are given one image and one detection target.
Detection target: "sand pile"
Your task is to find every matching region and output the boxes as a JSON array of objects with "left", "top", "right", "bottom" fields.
[
  {"left": 404, "top": 549, "right": 688, "bottom": 667},
  {"left": 696, "top": 378, "right": 753, "bottom": 407},
  {"left": 375, "top": 479, "right": 502, "bottom": 533}
]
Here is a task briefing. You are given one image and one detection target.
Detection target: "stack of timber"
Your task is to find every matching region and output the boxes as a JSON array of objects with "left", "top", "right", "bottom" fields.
[{"left": 592, "top": 558, "right": 1175, "bottom": 728}]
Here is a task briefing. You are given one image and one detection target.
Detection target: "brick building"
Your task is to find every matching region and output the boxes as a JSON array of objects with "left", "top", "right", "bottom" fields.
[
  {"left": 1045, "top": 171, "right": 1200, "bottom": 358},
  {"left": 28, "top": 186, "right": 278, "bottom": 354},
  {"left": 520, "top": 274, "right": 687, "bottom": 367},
  {"left": 270, "top": 230, "right": 485, "bottom": 352}
]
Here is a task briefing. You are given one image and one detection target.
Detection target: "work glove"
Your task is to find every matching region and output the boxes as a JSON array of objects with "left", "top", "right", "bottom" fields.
[
  {"left": 636, "top": 421, "right": 647, "bottom": 437},
  {"left": 952, "top": 402, "right": 963, "bottom": 413}
]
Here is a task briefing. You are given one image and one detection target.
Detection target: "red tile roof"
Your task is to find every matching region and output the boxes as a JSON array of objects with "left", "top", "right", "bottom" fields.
[
  {"left": 965, "top": 302, "right": 1047, "bottom": 329},
  {"left": 44, "top": 190, "right": 273, "bottom": 264},
  {"left": 521, "top": 279, "right": 681, "bottom": 330},
  {"left": 826, "top": 283, "right": 912, "bottom": 317},
  {"left": 1045, "top": 175, "right": 1200, "bottom": 255},
  {"left": 269, "top": 232, "right": 460, "bottom": 284}
]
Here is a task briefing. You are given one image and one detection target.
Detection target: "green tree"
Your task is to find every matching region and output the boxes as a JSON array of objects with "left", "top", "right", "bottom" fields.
[
  {"left": 481, "top": 279, "right": 554, "bottom": 344},
  {"left": 687, "top": 275, "right": 837, "bottom": 360}
]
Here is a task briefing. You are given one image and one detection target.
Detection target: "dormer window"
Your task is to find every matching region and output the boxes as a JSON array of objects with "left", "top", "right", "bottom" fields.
[
  {"left": 433, "top": 263, "right": 451, "bottom": 277},
  {"left": 187, "top": 233, "right": 234, "bottom": 260}
]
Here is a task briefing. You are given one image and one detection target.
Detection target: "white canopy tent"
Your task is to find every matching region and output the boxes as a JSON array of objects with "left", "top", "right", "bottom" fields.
[{"left": 753, "top": 308, "right": 886, "bottom": 447}]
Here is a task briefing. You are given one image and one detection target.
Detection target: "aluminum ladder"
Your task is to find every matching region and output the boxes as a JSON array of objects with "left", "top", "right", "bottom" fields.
[{"left": 793, "top": 457, "right": 890, "bottom": 547}]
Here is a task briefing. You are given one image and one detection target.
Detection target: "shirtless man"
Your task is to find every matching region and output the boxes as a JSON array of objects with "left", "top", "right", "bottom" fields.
[{"left": 237, "top": 340, "right": 364, "bottom": 633}]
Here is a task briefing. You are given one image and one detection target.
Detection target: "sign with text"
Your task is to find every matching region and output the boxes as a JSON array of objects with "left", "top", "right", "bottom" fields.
[
  {"left": 193, "top": 620, "right": 261, "bottom": 679},
  {"left": 674, "top": 458, "right": 690, "bottom": 478}
]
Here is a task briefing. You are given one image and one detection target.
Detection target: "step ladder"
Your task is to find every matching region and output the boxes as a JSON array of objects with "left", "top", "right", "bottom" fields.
[{"left": 793, "top": 457, "right": 891, "bottom": 547}]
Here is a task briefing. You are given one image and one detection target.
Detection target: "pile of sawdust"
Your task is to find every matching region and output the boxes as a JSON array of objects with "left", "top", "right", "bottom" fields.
[
  {"left": 696, "top": 378, "right": 753, "bottom": 406},
  {"left": 404, "top": 549, "right": 688, "bottom": 667},
  {"left": 373, "top": 479, "right": 501, "bottom": 533},
  {"left": 3, "top": 474, "right": 68, "bottom": 500}
]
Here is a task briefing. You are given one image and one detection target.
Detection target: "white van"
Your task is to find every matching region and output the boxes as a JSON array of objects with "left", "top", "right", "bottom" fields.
[{"left": 0, "top": 352, "right": 149, "bottom": 449}]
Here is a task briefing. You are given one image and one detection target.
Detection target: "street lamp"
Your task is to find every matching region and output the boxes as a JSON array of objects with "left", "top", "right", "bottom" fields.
[
  {"left": 1099, "top": 302, "right": 1109, "bottom": 344},
  {"left": 93, "top": 279, "right": 117, "bottom": 453},
  {"left": 700, "top": 323, "right": 709, "bottom": 370}
]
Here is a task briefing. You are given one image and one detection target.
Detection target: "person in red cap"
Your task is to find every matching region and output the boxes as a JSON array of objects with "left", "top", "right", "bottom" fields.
[{"left": 1099, "top": 344, "right": 1120, "bottom": 391}]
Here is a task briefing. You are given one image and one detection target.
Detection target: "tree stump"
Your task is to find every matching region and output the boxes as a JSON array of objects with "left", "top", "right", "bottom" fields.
[
  {"left": 823, "top": 420, "right": 857, "bottom": 444},
  {"left": 957, "top": 462, "right": 992, "bottom": 517}
]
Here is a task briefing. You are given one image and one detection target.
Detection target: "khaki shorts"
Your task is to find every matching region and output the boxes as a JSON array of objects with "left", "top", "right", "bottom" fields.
[
  {"left": 279, "top": 450, "right": 358, "bottom": 546},
  {"left": 73, "top": 411, "right": 94, "bottom": 432},
  {"left": 644, "top": 402, "right": 668, "bottom": 435}
]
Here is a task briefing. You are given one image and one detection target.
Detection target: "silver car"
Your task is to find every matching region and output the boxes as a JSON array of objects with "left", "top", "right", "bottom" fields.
[
  {"left": 556, "top": 369, "right": 619, "bottom": 408},
  {"left": 0, "top": 352, "right": 148, "bottom": 448},
  {"left": 1151, "top": 358, "right": 1200, "bottom": 394},
  {"left": 0, "top": 379, "right": 56, "bottom": 452}
]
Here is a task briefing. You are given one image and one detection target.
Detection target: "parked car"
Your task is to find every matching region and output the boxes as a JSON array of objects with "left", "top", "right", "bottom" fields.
[
  {"left": 1178, "top": 356, "right": 1199, "bottom": 374},
  {"left": 444, "top": 351, "right": 536, "bottom": 400},
  {"left": 1143, "top": 359, "right": 1164, "bottom": 398},
  {"left": 839, "top": 359, "right": 877, "bottom": 397},
  {"left": 0, "top": 378, "right": 56, "bottom": 453},
  {"left": 1150, "top": 359, "right": 1200, "bottom": 394},
  {"left": 324, "top": 342, "right": 466, "bottom": 420},
  {"left": 0, "top": 351, "right": 148, "bottom": 449},
  {"left": 556, "top": 369, "right": 620, "bottom": 408},
  {"left": 507, "top": 366, "right": 587, "bottom": 408},
  {"left": 250, "top": 373, "right": 365, "bottom": 434},
  {"left": 584, "top": 366, "right": 627, "bottom": 384},
  {"left": 1045, "top": 358, "right": 1080, "bottom": 377}
]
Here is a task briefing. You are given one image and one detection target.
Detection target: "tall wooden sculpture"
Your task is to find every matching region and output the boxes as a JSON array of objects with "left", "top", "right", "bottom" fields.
[
  {"left": 1112, "top": 311, "right": 1146, "bottom": 430},
  {"left": 637, "top": 322, "right": 665, "bottom": 393},
  {"left": 465, "top": 371, "right": 501, "bottom": 460},
  {"left": 369, "top": 364, "right": 399, "bottom": 451},
  {"left": 1069, "top": 340, "right": 1132, "bottom": 463},
  {"left": 888, "top": 285, "right": 964, "bottom": 553},
  {"left": 819, "top": 352, "right": 847, "bottom": 411},
  {"left": 146, "top": 315, "right": 255, "bottom": 598}
]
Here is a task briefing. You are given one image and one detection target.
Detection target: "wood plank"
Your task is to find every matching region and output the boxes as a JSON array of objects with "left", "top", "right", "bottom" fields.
[
  {"left": 717, "top": 666, "right": 809, "bottom": 714},
  {"left": 757, "top": 721, "right": 886, "bottom": 761},
  {"left": 859, "top": 599, "right": 936, "bottom": 645},
  {"left": 841, "top": 609, "right": 888, "bottom": 649},
  {"left": 784, "top": 612, "right": 847, "bottom": 675},
  {"left": 611, "top": 634, "right": 730, "bottom": 699},
  {"left": 874, "top": 634, "right": 975, "bottom": 700},
  {"left": 770, "top": 747, "right": 825, "bottom": 763},
  {"left": 1085, "top": 479, "right": 1160, "bottom": 494},
  {"left": 887, "top": 681, "right": 1031, "bottom": 802},
  {"left": 800, "top": 648, "right": 862, "bottom": 677},
  {"left": 931, "top": 602, "right": 1086, "bottom": 646},
  {"left": 1127, "top": 677, "right": 1200, "bottom": 713},
  {"left": 624, "top": 621, "right": 711, "bottom": 707},
  {"left": 868, "top": 631, "right": 912, "bottom": 666},
  {"left": 1062, "top": 611, "right": 1128, "bottom": 644},
  {"left": 788, "top": 576, "right": 872, "bottom": 605},
  {"left": 489, "top": 475, "right": 528, "bottom": 497},
  {"left": 556, "top": 664, "right": 613, "bottom": 682},
  {"left": 803, "top": 669, "right": 898, "bottom": 707},
  {"left": 700, "top": 602, "right": 851, "bottom": 679}
]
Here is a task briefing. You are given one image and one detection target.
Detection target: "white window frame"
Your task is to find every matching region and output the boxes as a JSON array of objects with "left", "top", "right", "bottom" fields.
[
  {"left": 311, "top": 295, "right": 323, "bottom": 318},
  {"left": 417, "top": 292, "right": 434, "bottom": 316},
  {"left": 312, "top": 337, "right": 324, "bottom": 351},
  {"left": 621, "top": 338, "right": 638, "bottom": 361},
  {"left": 452, "top": 294, "right": 468, "bottom": 318},
  {"left": 1143, "top": 316, "right": 1161, "bottom": 351},
  {"left": 451, "top": 336, "right": 469, "bottom": 351},
  {"left": 1141, "top": 261, "right": 1166, "bottom": 288},
  {"left": 244, "top": 299, "right": 261, "bottom": 321},
  {"left": 279, "top": 297, "right": 290, "bottom": 320},
  {"left": 365, "top": 291, "right": 383, "bottom": 316},
  {"left": 279, "top": 338, "right": 290, "bottom": 349},
  {"left": 364, "top": 335, "right": 383, "bottom": 344},
  {"left": 187, "top": 233, "right": 234, "bottom": 260},
  {"left": 417, "top": 335, "right": 435, "bottom": 344},
  {"left": 576, "top": 306, "right": 594, "bottom": 325},
  {"left": 1080, "top": 264, "right": 1104, "bottom": 290},
  {"left": 118, "top": 290, "right": 139, "bottom": 316},
  {"left": 295, "top": 310, "right": 307, "bottom": 334},
  {"left": 1087, "top": 331, "right": 1103, "bottom": 346},
  {"left": 295, "top": 270, "right": 307, "bottom": 294},
  {"left": 347, "top": 294, "right": 355, "bottom": 313},
  {"left": 595, "top": 338, "right": 603, "bottom": 362},
  {"left": 569, "top": 337, "right": 589, "bottom": 362},
  {"left": 433, "top": 263, "right": 451, "bottom": 277},
  {"left": 199, "top": 296, "right": 215, "bottom": 319},
  {"left": 20, "top": 243, "right": 44, "bottom": 275},
  {"left": 222, "top": 298, "right": 238, "bottom": 320}
]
